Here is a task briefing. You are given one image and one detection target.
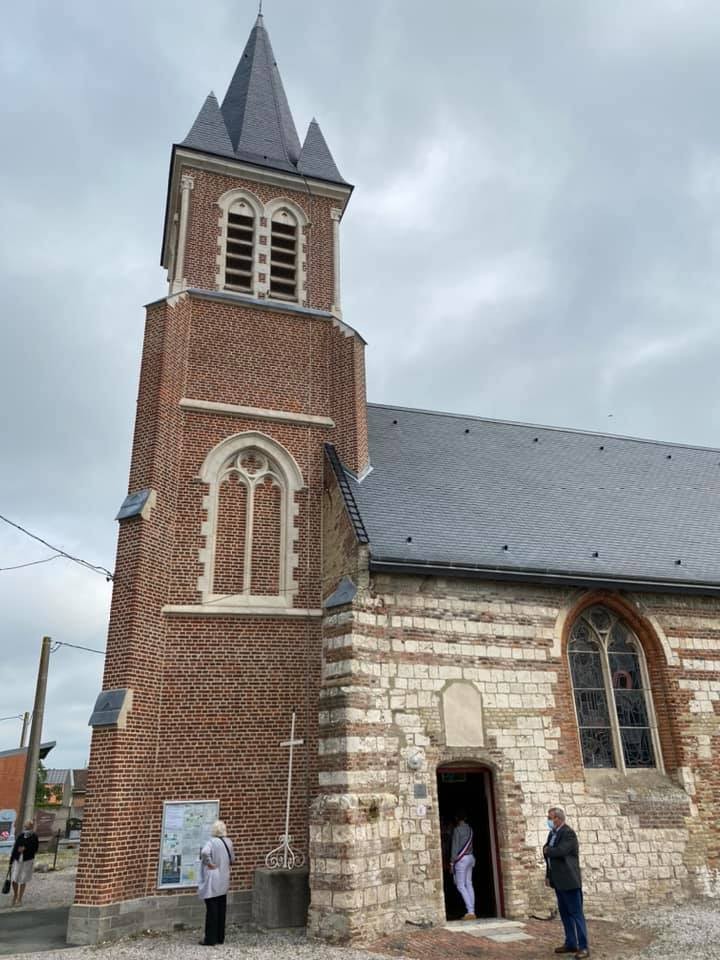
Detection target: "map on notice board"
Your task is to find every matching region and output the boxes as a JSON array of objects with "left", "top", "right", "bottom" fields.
[{"left": 157, "top": 800, "right": 219, "bottom": 888}]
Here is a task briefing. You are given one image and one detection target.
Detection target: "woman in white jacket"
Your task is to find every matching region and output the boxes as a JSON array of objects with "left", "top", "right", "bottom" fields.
[{"left": 197, "top": 820, "right": 235, "bottom": 946}]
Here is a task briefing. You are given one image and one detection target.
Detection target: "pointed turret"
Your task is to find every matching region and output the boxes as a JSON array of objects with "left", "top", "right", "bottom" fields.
[
  {"left": 181, "top": 92, "right": 234, "bottom": 159},
  {"left": 298, "top": 118, "right": 348, "bottom": 184}
]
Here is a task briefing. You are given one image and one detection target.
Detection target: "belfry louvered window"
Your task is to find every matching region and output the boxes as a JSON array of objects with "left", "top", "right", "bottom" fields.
[
  {"left": 224, "top": 199, "right": 255, "bottom": 293},
  {"left": 270, "top": 208, "right": 298, "bottom": 301},
  {"left": 568, "top": 605, "right": 659, "bottom": 770}
]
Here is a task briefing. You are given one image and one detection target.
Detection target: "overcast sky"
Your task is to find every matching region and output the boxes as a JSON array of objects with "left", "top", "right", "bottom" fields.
[{"left": 2, "top": 0, "right": 720, "bottom": 771}]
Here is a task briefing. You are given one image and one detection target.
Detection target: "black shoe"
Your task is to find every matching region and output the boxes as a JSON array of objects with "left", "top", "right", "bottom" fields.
[
  {"left": 199, "top": 942, "right": 216, "bottom": 947},
  {"left": 555, "top": 948, "right": 577, "bottom": 955}
]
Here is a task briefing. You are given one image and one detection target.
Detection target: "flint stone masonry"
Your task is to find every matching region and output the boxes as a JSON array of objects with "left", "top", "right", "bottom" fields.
[{"left": 308, "top": 563, "right": 720, "bottom": 942}]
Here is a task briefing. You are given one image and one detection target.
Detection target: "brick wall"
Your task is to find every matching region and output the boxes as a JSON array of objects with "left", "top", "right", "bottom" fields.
[
  {"left": 75, "top": 156, "right": 369, "bottom": 921},
  {"left": 308, "top": 552, "right": 720, "bottom": 941},
  {"left": 0, "top": 752, "right": 25, "bottom": 818}
]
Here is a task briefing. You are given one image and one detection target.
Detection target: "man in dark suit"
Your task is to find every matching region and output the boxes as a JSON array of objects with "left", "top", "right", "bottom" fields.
[{"left": 543, "top": 806, "right": 589, "bottom": 959}]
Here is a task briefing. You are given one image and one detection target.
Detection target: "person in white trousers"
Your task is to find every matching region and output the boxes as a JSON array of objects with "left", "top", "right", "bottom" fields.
[{"left": 450, "top": 811, "right": 476, "bottom": 920}]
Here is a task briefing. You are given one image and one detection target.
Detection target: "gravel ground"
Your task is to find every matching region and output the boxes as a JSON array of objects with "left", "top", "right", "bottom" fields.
[
  {"left": 0, "top": 864, "right": 76, "bottom": 914},
  {"left": 0, "top": 926, "right": 393, "bottom": 960},
  {"left": 2, "top": 866, "right": 719, "bottom": 960},
  {"left": 626, "top": 901, "right": 720, "bottom": 960}
]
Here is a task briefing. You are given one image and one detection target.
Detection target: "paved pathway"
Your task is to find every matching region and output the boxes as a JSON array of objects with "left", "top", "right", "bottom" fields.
[
  {"left": 0, "top": 907, "right": 72, "bottom": 956},
  {"left": 370, "top": 914, "right": 654, "bottom": 959}
]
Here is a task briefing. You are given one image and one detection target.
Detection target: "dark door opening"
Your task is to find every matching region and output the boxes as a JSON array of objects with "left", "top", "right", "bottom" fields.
[{"left": 437, "top": 766, "right": 502, "bottom": 920}]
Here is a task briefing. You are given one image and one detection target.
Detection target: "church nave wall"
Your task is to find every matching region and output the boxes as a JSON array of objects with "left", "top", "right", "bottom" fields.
[{"left": 309, "top": 573, "right": 720, "bottom": 941}]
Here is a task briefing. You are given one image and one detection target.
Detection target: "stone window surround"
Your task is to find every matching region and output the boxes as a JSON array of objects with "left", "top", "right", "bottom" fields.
[
  {"left": 215, "top": 188, "right": 309, "bottom": 306},
  {"left": 197, "top": 431, "right": 304, "bottom": 609},
  {"left": 566, "top": 601, "right": 665, "bottom": 776}
]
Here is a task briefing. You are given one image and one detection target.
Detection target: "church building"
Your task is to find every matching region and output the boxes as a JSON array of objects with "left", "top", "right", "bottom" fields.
[{"left": 69, "top": 12, "right": 720, "bottom": 945}]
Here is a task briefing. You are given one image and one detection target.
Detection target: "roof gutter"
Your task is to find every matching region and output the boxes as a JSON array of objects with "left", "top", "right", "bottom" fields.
[{"left": 369, "top": 557, "right": 720, "bottom": 597}]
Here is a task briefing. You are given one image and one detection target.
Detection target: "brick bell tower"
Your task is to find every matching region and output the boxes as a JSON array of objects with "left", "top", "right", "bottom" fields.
[{"left": 70, "top": 12, "right": 367, "bottom": 943}]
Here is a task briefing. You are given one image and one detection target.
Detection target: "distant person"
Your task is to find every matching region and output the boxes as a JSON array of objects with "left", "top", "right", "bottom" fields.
[
  {"left": 450, "top": 811, "right": 476, "bottom": 920},
  {"left": 543, "top": 806, "right": 589, "bottom": 959},
  {"left": 198, "top": 820, "right": 235, "bottom": 946},
  {"left": 9, "top": 820, "right": 39, "bottom": 907}
]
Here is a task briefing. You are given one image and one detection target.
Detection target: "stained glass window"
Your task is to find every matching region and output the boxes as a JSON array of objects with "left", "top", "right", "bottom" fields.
[{"left": 568, "top": 605, "right": 657, "bottom": 770}]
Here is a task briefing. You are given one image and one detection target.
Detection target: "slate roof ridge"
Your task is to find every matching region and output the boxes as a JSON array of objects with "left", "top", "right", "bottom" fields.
[{"left": 367, "top": 402, "right": 720, "bottom": 455}]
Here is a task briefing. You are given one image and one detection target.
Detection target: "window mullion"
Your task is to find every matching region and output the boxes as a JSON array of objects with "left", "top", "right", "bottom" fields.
[
  {"left": 602, "top": 635, "right": 626, "bottom": 773},
  {"left": 243, "top": 480, "right": 255, "bottom": 595},
  {"left": 637, "top": 648, "right": 665, "bottom": 775}
]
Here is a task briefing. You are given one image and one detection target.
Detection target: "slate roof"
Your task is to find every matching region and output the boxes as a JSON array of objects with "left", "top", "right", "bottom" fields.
[
  {"left": 298, "top": 119, "right": 346, "bottom": 184},
  {"left": 182, "top": 93, "right": 235, "bottom": 159},
  {"left": 180, "top": 14, "right": 348, "bottom": 186},
  {"left": 0, "top": 742, "right": 55, "bottom": 761},
  {"left": 348, "top": 403, "right": 720, "bottom": 591},
  {"left": 44, "top": 769, "right": 71, "bottom": 785}
]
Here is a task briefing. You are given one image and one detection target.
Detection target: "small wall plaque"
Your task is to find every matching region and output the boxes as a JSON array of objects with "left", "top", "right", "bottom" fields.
[
  {"left": 88, "top": 688, "right": 133, "bottom": 729},
  {"left": 413, "top": 783, "right": 428, "bottom": 799},
  {"left": 116, "top": 489, "right": 156, "bottom": 521}
]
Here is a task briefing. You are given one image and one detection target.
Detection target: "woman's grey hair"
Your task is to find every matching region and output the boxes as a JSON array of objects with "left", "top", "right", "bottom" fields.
[
  {"left": 549, "top": 806, "right": 566, "bottom": 822},
  {"left": 211, "top": 820, "right": 227, "bottom": 838}
]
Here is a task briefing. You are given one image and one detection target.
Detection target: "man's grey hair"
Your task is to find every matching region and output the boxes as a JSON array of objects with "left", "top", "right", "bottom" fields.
[
  {"left": 211, "top": 820, "right": 227, "bottom": 837},
  {"left": 549, "top": 806, "right": 566, "bottom": 821}
]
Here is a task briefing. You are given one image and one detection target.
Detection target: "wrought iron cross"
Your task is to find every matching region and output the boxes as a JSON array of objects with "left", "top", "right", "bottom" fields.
[{"left": 265, "top": 711, "right": 305, "bottom": 869}]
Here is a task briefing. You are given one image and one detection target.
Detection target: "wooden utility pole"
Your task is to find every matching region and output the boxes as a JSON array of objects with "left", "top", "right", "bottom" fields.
[
  {"left": 19, "top": 711, "right": 30, "bottom": 748},
  {"left": 16, "top": 637, "right": 52, "bottom": 833}
]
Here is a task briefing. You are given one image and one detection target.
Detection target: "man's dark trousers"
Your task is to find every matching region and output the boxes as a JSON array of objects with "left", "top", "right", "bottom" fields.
[
  {"left": 204, "top": 894, "right": 227, "bottom": 945},
  {"left": 555, "top": 887, "right": 588, "bottom": 951}
]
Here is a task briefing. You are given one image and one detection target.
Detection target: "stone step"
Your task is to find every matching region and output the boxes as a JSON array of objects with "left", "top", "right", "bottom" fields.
[
  {"left": 445, "top": 918, "right": 526, "bottom": 931},
  {"left": 445, "top": 918, "right": 534, "bottom": 942}
]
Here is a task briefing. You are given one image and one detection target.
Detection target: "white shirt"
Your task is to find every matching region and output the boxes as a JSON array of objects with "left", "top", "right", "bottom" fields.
[{"left": 197, "top": 836, "right": 235, "bottom": 900}]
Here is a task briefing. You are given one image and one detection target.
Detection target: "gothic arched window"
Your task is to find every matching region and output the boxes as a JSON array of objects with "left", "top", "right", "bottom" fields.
[
  {"left": 568, "top": 605, "right": 660, "bottom": 770},
  {"left": 216, "top": 189, "right": 263, "bottom": 296},
  {"left": 224, "top": 198, "right": 256, "bottom": 293},
  {"left": 269, "top": 207, "right": 299, "bottom": 301},
  {"left": 198, "top": 432, "right": 303, "bottom": 608}
]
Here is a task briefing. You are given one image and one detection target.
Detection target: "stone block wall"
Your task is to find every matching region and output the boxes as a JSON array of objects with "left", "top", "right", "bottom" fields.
[{"left": 308, "top": 568, "right": 720, "bottom": 941}]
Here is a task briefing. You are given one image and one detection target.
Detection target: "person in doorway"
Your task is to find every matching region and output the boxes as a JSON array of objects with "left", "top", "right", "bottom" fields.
[
  {"left": 197, "top": 820, "right": 235, "bottom": 946},
  {"left": 543, "top": 806, "right": 589, "bottom": 959},
  {"left": 9, "top": 820, "right": 39, "bottom": 907},
  {"left": 450, "top": 810, "right": 476, "bottom": 920}
]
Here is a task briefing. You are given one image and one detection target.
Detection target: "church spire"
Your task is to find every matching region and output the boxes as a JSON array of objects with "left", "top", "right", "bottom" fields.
[
  {"left": 220, "top": 12, "right": 301, "bottom": 171},
  {"left": 179, "top": 14, "right": 347, "bottom": 185}
]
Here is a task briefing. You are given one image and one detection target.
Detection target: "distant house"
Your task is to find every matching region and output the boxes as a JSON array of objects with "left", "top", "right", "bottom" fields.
[
  {"left": 44, "top": 769, "right": 72, "bottom": 807},
  {"left": 0, "top": 740, "right": 55, "bottom": 850},
  {"left": 69, "top": 769, "right": 88, "bottom": 838},
  {"left": 37, "top": 768, "right": 88, "bottom": 839}
]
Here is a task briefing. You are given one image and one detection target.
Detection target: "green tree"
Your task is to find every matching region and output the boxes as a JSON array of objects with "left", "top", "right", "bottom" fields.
[{"left": 35, "top": 761, "right": 51, "bottom": 808}]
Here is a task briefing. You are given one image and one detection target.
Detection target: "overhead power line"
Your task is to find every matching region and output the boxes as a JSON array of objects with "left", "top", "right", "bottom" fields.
[
  {"left": 0, "top": 513, "right": 114, "bottom": 581},
  {"left": 0, "top": 554, "right": 61, "bottom": 572},
  {"left": 51, "top": 641, "right": 105, "bottom": 656},
  {"left": 0, "top": 714, "right": 25, "bottom": 723}
]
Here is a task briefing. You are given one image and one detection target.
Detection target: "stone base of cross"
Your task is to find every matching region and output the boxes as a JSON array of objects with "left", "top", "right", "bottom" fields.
[{"left": 264, "top": 710, "right": 305, "bottom": 870}]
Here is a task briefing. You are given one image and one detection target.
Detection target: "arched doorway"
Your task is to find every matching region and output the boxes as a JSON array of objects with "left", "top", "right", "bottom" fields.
[{"left": 437, "top": 763, "right": 503, "bottom": 920}]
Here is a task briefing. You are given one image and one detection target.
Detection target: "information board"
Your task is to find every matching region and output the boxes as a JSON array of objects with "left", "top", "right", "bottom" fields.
[{"left": 157, "top": 799, "right": 219, "bottom": 889}]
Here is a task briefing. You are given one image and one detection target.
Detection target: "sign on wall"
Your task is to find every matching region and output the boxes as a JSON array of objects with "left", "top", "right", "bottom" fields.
[{"left": 157, "top": 800, "right": 219, "bottom": 889}]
